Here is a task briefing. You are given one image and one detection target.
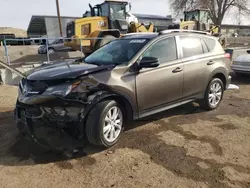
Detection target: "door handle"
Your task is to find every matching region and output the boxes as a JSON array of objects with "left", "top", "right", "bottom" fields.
[
  {"left": 172, "top": 67, "right": 183, "bottom": 73},
  {"left": 207, "top": 60, "right": 214, "bottom": 65}
]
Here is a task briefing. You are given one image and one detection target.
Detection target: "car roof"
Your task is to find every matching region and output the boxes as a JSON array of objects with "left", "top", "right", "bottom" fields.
[
  {"left": 122, "top": 30, "right": 214, "bottom": 40},
  {"left": 121, "top": 33, "right": 158, "bottom": 39}
]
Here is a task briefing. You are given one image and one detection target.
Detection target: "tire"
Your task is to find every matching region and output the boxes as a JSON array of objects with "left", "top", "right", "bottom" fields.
[
  {"left": 95, "top": 35, "right": 116, "bottom": 50},
  {"left": 200, "top": 78, "right": 224, "bottom": 111},
  {"left": 86, "top": 100, "right": 124, "bottom": 148},
  {"left": 48, "top": 48, "right": 55, "bottom": 54}
]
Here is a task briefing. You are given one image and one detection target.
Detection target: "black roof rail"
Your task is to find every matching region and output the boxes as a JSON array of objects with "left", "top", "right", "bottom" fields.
[{"left": 159, "top": 29, "right": 211, "bottom": 35}]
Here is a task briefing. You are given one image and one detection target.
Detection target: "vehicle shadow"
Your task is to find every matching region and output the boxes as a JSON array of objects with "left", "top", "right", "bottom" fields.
[
  {"left": 231, "top": 72, "right": 250, "bottom": 85},
  {"left": 1, "top": 87, "right": 250, "bottom": 166},
  {"left": 0, "top": 110, "right": 77, "bottom": 165},
  {"left": 1, "top": 97, "right": 250, "bottom": 187},
  {"left": 0, "top": 102, "right": 204, "bottom": 166}
]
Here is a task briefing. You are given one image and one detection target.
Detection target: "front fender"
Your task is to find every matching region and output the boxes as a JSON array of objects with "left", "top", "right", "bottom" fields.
[{"left": 83, "top": 90, "right": 136, "bottom": 118}]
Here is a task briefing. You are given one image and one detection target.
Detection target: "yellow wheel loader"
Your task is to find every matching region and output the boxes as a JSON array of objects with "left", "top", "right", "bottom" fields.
[
  {"left": 180, "top": 9, "right": 226, "bottom": 48},
  {"left": 65, "top": 0, "right": 154, "bottom": 54}
]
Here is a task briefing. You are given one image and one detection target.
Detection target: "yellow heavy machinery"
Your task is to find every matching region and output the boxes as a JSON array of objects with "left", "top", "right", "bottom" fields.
[
  {"left": 180, "top": 9, "right": 226, "bottom": 47},
  {"left": 65, "top": 0, "right": 154, "bottom": 54}
]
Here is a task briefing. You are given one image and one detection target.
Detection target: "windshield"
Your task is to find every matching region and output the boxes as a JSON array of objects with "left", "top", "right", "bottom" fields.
[
  {"left": 185, "top": 11, "right": 199, "bottom": 21},
  {"left": 84, "top": 38, "right": 149, "bottom": 65},
  {"left": 110, "top": 4, "right": 126, "bottom": 20},
  {"left": 199, "top": 11, "right": 209, "bottom": 23}
]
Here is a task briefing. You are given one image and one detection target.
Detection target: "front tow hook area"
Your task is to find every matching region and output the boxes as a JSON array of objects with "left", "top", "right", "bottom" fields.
[{"left": 16, "top": 115, "right": 85, "bottom": 156}]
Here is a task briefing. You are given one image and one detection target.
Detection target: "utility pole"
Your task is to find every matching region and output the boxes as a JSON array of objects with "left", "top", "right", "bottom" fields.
[
  {"left": 238, "top": 5, "right": 242, "bottom": 25},
  {"left": 56, "top": 0, "right": 63, "bottom": 37}
]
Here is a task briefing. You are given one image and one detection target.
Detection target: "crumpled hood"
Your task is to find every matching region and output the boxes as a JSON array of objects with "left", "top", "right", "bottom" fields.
[{"left": 27, "top": 60, "right": 115, "bottom": 81}]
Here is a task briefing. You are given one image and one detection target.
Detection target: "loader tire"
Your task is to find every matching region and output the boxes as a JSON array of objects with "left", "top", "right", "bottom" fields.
[{"left": 95, "top": 35, "right": 116, "bottom": 51}]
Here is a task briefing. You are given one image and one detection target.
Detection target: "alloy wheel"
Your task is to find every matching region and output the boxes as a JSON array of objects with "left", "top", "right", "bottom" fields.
[
  {"left": 103, "top": 106, "right": 123, "bottom": 143},
  {"left": 208, "top": 82, "right": 222, "bottom": 107},
  {"left": 48, "top": 49, "right": 55, "bottom": 54}
]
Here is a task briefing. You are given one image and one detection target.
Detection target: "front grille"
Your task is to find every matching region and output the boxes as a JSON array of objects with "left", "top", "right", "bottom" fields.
[
  {"left": 17, "top": 101, "right": 43, "bottom": 119},
  {"left": 26, "top": 107, "right": 43, "bottom": 117}
]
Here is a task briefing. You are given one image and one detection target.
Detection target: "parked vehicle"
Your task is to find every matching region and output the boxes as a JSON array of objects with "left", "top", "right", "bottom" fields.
[
  {"left": 231, "top": 50, "right": 250, "bottom": 76},
  {"left": 38, "top": 39, "right": 74, "bottom": 54},
  {"left": 0, "top": 34, "right": 31, "bottom": 46},
  {"left": 15, "top": 30, "right": 231, "bottom": 149}
]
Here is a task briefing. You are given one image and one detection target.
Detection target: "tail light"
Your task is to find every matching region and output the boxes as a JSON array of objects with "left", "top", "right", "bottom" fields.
[{"left": 224, "top": 53, "right": 231, "bottom": 59}]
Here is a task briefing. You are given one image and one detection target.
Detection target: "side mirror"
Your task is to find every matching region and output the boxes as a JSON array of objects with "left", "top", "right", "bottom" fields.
[{"left": 139, "top": 56, "right": 159, "bottom": 69}]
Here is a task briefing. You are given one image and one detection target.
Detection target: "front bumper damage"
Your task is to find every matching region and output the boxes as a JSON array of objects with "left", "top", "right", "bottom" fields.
[{"left": 14, "top": 99, "right": 87, "bottom": 151}]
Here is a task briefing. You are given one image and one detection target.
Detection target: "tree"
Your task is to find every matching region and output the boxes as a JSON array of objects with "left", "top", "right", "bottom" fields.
[{"left": 170, "top": 0, "right": 250, "bottom": 26}]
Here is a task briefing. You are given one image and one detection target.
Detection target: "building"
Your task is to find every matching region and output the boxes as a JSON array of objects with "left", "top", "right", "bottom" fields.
[
  {"left": 221, "top": 24, "right": 250, "bottom": 37},
  {"left": 27, "top": 14, "right": 250, "bottom": 39},
  {"left": 27, "top": 15, "right": 80, "bottom": 39},
  {"left": 27, "top": 13, "right": 174, "bottom": 40}
]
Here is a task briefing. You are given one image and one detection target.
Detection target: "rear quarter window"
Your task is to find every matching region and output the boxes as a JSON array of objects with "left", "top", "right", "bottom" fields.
[
  {"left": 203, "top": 37, "right": 216, "bottom": 52},
  {"left": 180, "top": 36, "right": 204, "bottom": 58}
]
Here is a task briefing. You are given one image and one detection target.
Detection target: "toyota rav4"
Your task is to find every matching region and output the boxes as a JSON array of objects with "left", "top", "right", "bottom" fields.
[{"left": 15, "top": 30, "right": 231, "bottom": 149}]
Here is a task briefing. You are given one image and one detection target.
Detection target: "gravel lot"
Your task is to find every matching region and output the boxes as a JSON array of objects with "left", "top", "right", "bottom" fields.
[{"left": 0, "top": 75, "right": 250, "bottom": 188}]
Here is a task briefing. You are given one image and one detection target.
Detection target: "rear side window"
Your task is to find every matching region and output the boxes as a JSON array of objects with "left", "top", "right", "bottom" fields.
[
  {"left": 180, "top": 36, "right": 203, "bottom": 58},
  {"left": 203, "top": 38, "right": 216, "bottom": 52}
]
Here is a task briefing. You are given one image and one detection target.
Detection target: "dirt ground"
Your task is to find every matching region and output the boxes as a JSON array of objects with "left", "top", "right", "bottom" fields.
[{"left": 0, "top": 75, "right": 250, "bottom": 188}]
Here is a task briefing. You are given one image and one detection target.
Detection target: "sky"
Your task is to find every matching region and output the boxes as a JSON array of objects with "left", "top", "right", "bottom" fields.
[
  {"left": 0, "top": 0, "right": 171, "bottom": 30},
  {"left": 0, "top": 0, "right": 249, "bottom": 30}
]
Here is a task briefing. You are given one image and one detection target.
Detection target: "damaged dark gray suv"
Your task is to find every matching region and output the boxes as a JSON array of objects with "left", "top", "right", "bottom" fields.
[{"left": 15, "top": 30, "right": 231, "bottom": 149}]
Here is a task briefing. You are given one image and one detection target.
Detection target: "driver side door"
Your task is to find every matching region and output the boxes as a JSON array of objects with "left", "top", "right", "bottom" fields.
[{"left": 136, "top": 37, "right": 184, "bottom": 117}]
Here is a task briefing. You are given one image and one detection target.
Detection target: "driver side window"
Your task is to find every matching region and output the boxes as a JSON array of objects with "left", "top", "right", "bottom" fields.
[{"left": 142, "top": 37, "right": 177, "bottom": 64}]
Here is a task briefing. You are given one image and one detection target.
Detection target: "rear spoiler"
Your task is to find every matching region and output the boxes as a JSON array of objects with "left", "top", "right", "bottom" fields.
[{"left": 0, "top": 60, "right": 26, "bottom": 78}]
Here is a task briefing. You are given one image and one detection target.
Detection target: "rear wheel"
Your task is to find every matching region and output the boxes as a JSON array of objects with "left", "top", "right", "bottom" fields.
[
  {"left": 95, "top": 35, "right": 116, "bottom": 50},
  {"left": 200, "top": 78, "right": 224, "bottom": 111},
  {"left": 86, "top": 100, "right": 124, "bottom": 148}
]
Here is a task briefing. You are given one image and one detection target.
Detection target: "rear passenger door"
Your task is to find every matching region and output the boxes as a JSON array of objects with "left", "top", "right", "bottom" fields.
[{"left": 179, "top": 36, "right": 211, "bottom": 99}]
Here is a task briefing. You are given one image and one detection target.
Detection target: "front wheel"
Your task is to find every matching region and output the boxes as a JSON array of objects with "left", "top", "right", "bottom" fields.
[
  {"left": 86, "top": 100, "right": 124, "bottom": 148},
  {"left": 200, "top": 78, "right": 224, "bottom": 111}
]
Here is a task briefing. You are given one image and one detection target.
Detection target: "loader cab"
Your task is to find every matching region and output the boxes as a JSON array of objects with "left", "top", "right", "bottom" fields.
[
  {"left": 183, "top": 9, "right": 211, "bottom": 31},
  {"left": 184, "top": 9, "right": 210, "bottom": 23},
  {"left": 89, "top": 0, "right": 131, "bottom": 33}
]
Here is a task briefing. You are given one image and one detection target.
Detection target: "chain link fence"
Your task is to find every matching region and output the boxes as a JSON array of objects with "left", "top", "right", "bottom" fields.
[
  {"left": 0, "top": 36, "right": 117, "bottom": 66},
  {"left": 0, "top": 37, "right": 112, "bottom": 85}
]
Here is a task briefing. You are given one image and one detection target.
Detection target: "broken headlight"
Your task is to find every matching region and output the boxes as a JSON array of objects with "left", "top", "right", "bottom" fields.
[{"left": 43, "top": 81, "right": 81, "bottom": 97}]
